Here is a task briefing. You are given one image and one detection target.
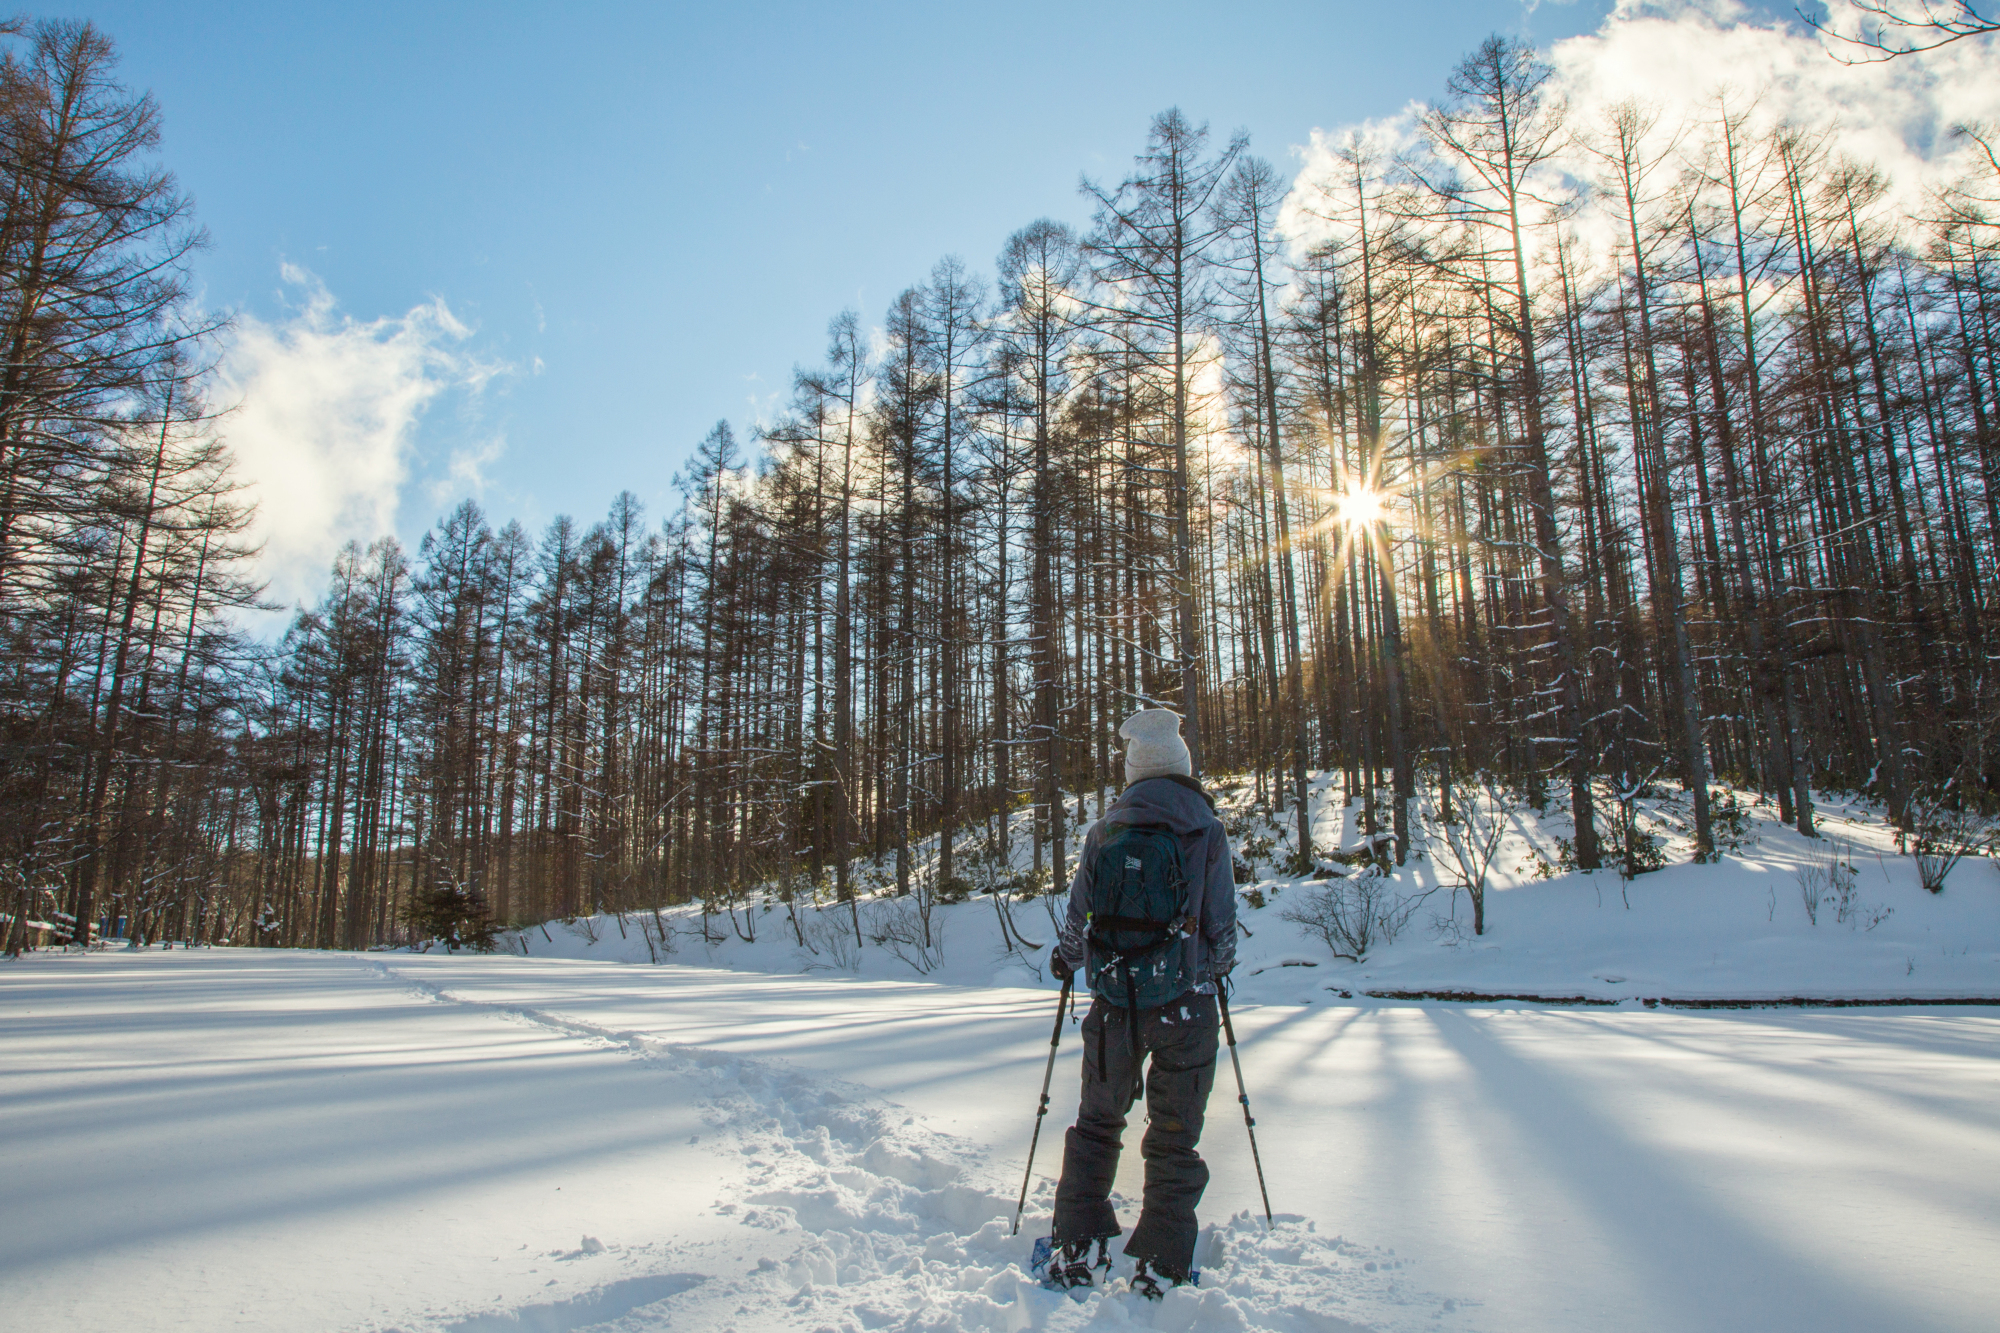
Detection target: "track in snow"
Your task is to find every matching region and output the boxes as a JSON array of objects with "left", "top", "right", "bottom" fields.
[{"left": 379, "top": 960, "right": 1451, "bottom": 1332}]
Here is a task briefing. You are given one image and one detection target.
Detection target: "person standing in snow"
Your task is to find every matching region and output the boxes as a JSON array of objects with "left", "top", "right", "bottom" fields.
[{"left": 1045, "top": 707, "right": 1236, "bottom": 1299}]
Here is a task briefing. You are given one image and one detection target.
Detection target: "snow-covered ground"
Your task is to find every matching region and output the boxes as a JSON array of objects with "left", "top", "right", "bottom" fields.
[
  {"left": 511, "top": 779, "right": 2000, "bottom": 1004},
  {"left": 6, "top": 786, "right": 1998, "bottom": 1331},
  {"left": 5, "top": 946, "right": 1999, "bottom": 1332}
]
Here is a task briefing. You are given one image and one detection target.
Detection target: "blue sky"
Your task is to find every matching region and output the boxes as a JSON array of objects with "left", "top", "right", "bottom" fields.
[{"left": 48, "top": 0, "right": 1874, "bottom": 607}]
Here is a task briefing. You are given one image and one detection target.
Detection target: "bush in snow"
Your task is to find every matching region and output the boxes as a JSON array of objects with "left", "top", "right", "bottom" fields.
[
  {"left": 638, "top": 907, "right": 678, "bottom": 962},
  {"left": 798, "top": 906, "right": 862, "bottom": 971},
  {"left": 1434, "top": 775, "right": 1507, "bottom": 935},
  {"left": 405, "top": 879, "right": 497, "bottom": 953},
  {"left": 1906, "top": 784, "right": 1995, "bottom": 894},
  {"left": 1791, "top": 844, "right": 1895, "bottom": 932},
  {"left": 1795, "top": 847, "right": 1889, "bottom": 929},
  {"left": 1280, "top": 871, "right": 1417, "bottom": 961},
  {"left": 1614, "top": 803, "right": 1669, "bottom": 878},
  {"left": 985, "top": 883, "right": 1045, "bottom": 960},
  {"left": 1796, "top": 855, "right": 1839, "bottom": 926},
  {"left": 1711, "top": 791, "right": 1758, "bottom": 853},
  {"left": 867, "top": 897, "right": 947, "bottom": 975}
]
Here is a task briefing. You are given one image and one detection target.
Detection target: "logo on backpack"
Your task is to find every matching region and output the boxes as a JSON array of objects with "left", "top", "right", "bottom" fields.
[{"left": 1085, "top": 824, "right": 1195, "bottom": 1010}]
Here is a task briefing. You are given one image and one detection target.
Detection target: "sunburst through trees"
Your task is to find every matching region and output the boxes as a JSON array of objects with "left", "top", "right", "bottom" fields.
[{"left": 6, "top": 26, "right": 1999, "bottom": 952}]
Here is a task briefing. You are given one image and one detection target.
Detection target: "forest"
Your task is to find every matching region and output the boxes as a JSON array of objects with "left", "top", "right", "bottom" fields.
[{"left": 4, "top": 16, "right": 1999, "bottom": 953}]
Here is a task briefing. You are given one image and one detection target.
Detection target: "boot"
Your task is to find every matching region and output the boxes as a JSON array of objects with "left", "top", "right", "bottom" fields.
[
  {"left": 1130, "top": 1257, "right": 1191, "bottom": 1301},
  {"left": 1046, "top": 1237, "right": 1109, "bottom": 1290}
]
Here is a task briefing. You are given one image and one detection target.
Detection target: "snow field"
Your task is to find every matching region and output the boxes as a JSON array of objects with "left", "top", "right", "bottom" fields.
[
  {"left": 11, "top": 774, "right": 2000, "bottom": 1333},
  {"left": 9, "top": 946, "right": 2000, "bottom": 1331},
  {"left": 0, "top": 952, "right": 1443, "bottom": 1333},
  {"left": 229, "top": 953, "right": 2000, "bottom": 1333},
  {"left": 384, "top": 959, "right": 1442, "bottom": 1333},
  {"left": 0, "top": 952, "right": 759, "bottom": 1331}
]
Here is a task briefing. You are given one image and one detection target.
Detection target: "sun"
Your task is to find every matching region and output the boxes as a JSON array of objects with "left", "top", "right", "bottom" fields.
[{"left": 1337, "top": 486, "right": 1386, "bottom": 528}]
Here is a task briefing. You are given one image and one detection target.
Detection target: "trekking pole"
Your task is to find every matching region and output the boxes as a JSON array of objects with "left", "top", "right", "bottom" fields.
[
  {"left": 1012, "top": 974, "right": 1073, "bottom": 1235},
  {"left": 1217, "top": 981, "right": 1274, "bottom": 1227}
]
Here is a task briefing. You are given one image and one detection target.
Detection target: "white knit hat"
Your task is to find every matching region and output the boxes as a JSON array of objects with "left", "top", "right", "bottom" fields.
[{"left": 1121, "top": 708, "right": 1192, "bottom": 785}]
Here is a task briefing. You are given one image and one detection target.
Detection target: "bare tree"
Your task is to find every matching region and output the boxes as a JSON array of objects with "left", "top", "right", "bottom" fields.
[
  {"left": 1081, "top": 109, "right": 1244, "bottom": 775},
  {"left": 1218, "top": 155, "right": 1315, "bottom": 867},
  {"left": 1808, "top": 1, "right": 1998, "bottom": 61},
  {"left": 1412, "top": 36, "right": 1604, "bottom": 870}
]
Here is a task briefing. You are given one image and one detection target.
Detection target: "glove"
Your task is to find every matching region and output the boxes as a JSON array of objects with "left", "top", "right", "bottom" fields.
[{"left": 1050, "top": 952, "right": 1076, "bottom": 984}]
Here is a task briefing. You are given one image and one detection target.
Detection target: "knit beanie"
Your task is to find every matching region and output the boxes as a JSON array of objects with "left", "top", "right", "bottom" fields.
[{"left": 1121, "top": 708, "right": 1193, "bottom": 785}]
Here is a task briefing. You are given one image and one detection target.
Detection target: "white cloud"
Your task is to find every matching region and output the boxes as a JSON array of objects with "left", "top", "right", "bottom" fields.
[
  {"left": 1549, "top": 0, "right": 2000, "bottom": 218},
  {"left": 439, "top": 435, "right": 508, "bottom": 504},
  {"left": 214, "top": 265, "right": 502, "bottom": 619},
  {"left": 1280, "top": 1, "right": 2000, "bottom": 261},
  {"left": 1278, "top": 113, "right": 1426, "bottom": 257}
]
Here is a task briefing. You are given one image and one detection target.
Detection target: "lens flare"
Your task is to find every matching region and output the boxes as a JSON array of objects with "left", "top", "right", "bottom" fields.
[{"left": 1338, "top": 487, "right": 1386, "bottom": 527}]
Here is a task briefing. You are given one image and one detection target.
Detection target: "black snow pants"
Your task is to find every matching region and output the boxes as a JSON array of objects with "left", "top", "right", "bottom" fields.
[{"left": 1051, "top": 989, "right": 1219, "bottom": 1279}]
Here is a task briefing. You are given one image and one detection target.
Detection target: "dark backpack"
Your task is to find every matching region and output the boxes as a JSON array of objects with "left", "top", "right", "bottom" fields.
[{"left": 1084, "top": 822, "right": 1196, "bottom": 1010}]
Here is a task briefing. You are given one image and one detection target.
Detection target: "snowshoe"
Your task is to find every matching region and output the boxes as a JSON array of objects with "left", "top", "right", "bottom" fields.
[
  {"left": 1130, "top": 1258, "right": 1198, "bottom": 1301},
  {"left": 1032, "top": 1236, "right": 1109, "bottom": 1291},
  {"left": 1029, "top": 1236, "right": 1055, "bottom": 1281}
]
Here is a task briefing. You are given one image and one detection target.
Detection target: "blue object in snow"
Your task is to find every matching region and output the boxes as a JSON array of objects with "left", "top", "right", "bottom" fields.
[{"left": 1028, "top": 1236, "right": 1200, "bottom": 1291}]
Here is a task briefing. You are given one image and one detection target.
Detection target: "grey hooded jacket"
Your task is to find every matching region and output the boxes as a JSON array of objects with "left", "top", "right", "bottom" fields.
[{"left": 1056, "top": 775, "right": 1237, "bottom": 992}]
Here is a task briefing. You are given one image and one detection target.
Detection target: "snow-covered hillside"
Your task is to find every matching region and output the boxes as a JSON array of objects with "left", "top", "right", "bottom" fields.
[{"left": 507, "top": 777, "right": 2000, "bottom": 1002}]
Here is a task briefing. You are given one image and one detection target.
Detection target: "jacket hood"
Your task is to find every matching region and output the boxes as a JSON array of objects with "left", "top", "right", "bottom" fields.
[{"left": 1103, "top": 774, "right": 1219, "bottom": 836}]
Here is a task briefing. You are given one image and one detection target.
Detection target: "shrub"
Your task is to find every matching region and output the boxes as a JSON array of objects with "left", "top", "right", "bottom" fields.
[
  {"left": 1712, "top": 791, "right": 1757, "bottom": 853},
  {"left": 639, "top": 907, "right": 677, "bottom": 963},
  {"left": 1279, "top": 872, "right": 1417, "bottom": 961},
  {"left": 1808, "top": 852, "right": 1864, "bottom": 924},
  {"left": 1796, "top": 848, "right": 1889, "bottom": 929},
  {"left": 405, "top": 880, "right": 496, "bottom": 953},
  {"left": 799, "top": 907, "right": 861, "bottom": 971},
  {"left": 867, "top": 897, "right": 946, "bottom": 974},
  {"left": 1241, "top": 833, "right": 1276, "bottom": 869},
  {"left": 1908, "top": 785, "right": 1995, "bottom": 894},
  {"left": 1437, "top": 776, "right": 1506, "bottom": 934}
]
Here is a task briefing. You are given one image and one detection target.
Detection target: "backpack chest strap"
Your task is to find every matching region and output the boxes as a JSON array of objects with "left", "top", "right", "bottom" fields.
[{"left": 1090, "top": 913, "right": 1185, "bottom": 933}]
